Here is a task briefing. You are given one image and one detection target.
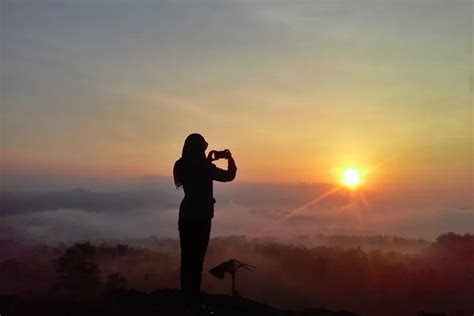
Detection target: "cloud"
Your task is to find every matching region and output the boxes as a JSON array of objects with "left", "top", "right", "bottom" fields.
[
  {"left": 0, "top": 188, "right": 179, "bottom": 216},
  {"left": 1, "top": 179, "right": 472, "bottom": 242}
]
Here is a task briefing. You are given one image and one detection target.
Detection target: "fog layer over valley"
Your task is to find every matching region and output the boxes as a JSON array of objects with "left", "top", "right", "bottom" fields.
[{"left": 1, "top": 177, "right": 472, "bottom": 243}]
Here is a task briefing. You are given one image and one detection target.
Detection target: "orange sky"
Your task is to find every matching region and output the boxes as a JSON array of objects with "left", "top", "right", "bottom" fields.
[{"left": 1, "top": 1, "right": 472, "bottom": 190}]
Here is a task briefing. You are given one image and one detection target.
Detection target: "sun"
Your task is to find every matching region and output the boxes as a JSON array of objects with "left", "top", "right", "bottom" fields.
[{"left": 342, "top": 168, "right": 361, "bottom": 188}]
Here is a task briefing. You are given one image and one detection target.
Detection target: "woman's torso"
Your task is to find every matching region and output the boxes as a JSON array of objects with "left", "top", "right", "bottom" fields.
[{"left": 176, "top": 158, "right": 215, "bottom": 220}]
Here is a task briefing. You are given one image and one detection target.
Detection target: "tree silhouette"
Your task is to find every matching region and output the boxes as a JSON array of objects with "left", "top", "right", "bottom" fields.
[{"left": 54, "top": 242, "right": 100, "bottom": 298}]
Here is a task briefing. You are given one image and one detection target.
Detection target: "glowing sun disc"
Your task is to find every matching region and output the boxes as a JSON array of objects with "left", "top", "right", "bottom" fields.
[{"left": 342, "top": 168, "right": 361, "bottom": 187}]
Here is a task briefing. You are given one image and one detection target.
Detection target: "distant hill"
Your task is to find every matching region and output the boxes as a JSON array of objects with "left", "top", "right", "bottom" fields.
[{"left": 1, "top": 289, "right": 358, "bottom": 316}]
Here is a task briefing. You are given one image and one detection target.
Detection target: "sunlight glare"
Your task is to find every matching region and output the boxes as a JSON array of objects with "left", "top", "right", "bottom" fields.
[{"left": 342, "top": 168, "right": 361, "bottom": 188}]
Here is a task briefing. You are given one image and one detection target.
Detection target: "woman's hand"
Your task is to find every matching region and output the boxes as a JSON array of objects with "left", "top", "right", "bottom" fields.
[
  {"left": 223, "top": 149, "right": 232, "bottom": 160},
  {"left": 207, "top": 150, "right": 217, "bottom": 161},
  {"left": 207, "top": 149, "right": 233, "bottom": 161}
]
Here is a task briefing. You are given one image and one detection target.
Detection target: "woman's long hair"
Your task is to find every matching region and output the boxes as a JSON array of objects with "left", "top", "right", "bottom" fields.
[{"left": 173, "top": 133, "right": 208, "bottom": 188}]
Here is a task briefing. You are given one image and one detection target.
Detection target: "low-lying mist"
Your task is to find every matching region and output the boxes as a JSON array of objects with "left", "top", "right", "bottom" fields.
[{"left": 1, "top": 233, "right": 473, "bottom": 316}]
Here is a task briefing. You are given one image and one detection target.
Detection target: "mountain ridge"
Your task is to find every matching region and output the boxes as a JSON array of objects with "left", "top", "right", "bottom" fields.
[{"left": 1, "top": 288, "right": 358, "bottom": 316}]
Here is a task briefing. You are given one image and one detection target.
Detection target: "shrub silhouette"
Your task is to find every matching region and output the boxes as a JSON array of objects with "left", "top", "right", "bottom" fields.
[{"left": 54, "top": 242, "right": 100, "bottom": 298}]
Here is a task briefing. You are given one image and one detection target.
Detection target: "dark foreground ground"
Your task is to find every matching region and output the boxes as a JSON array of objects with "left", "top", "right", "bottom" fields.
[{"left": 1, "top": 289, "right": 358, "bottom": 316}]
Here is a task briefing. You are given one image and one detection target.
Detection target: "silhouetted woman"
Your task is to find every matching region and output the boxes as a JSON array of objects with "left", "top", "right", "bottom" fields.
[{"left": 173, "top": 133, "right": 237, "bottom": 314}]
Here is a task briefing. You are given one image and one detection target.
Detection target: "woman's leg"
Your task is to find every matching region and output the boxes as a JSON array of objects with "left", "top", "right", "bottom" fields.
[
  {"left": 179, "top": 218, "right": 212, "bottom": 305},
  {"left": 191, "top": 220, "right": 212, "bottom": 302},
  {"left": 179, "top": 218, "right": 196, "bottom": 304}
]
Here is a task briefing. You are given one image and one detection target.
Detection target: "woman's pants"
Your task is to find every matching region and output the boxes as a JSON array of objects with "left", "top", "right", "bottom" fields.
[{"left": 178, "top": 218, "right": 212, "bottom": 305}]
